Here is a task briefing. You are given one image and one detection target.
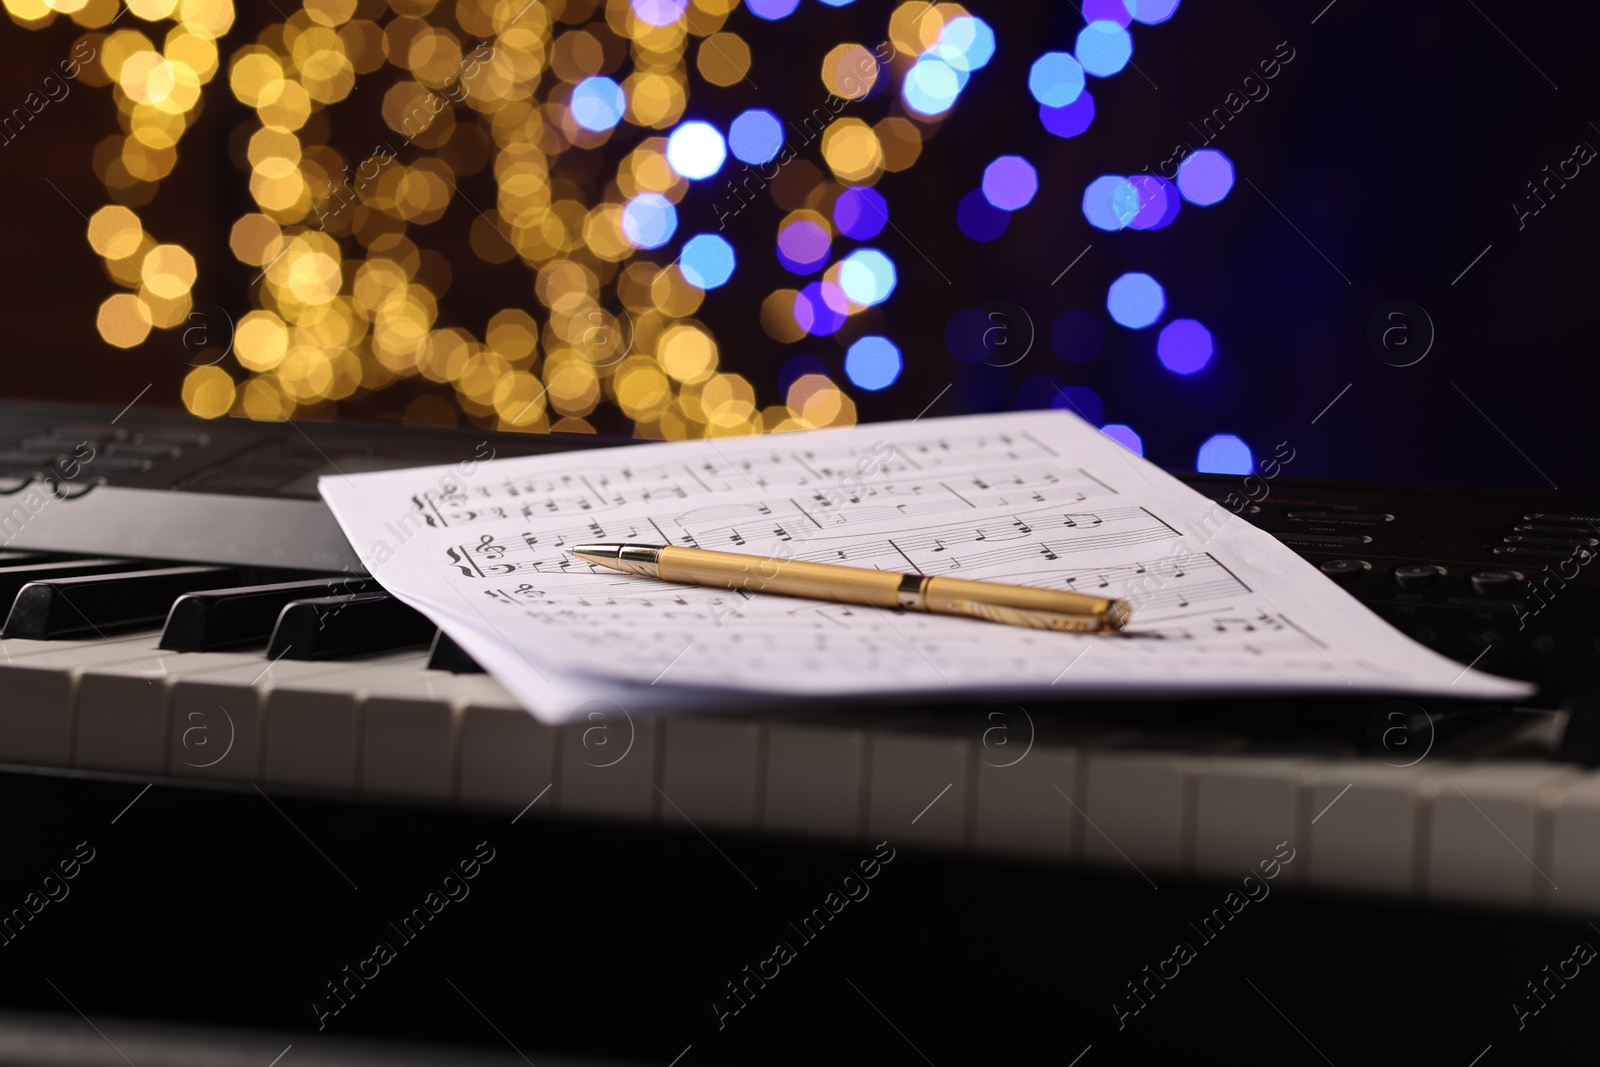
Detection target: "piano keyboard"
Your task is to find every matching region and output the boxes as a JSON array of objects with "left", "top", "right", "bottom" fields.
[{"left": 1, "top": 553, "right": 1597, "bottom": 920}]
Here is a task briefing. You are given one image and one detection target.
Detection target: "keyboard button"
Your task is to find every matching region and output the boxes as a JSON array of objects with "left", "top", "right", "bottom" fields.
[
  {"left": 1286, "top": 511, "right": 1394, "bottom": 523},
  {"left": 4, "top": 566, "right": 239, "bottom": 638},
  {"left": 1318, "top": 559, "right": 1371, "bottom": 584},
  {"left": 1273, "top": 532, "right": 1373, "bottom": 546},
  {"left": 867, "top": 719, "right": 971, "bottom": 848},
  {"left": 1517, "top": 523, "right": 1600, "bottom": 536},
  {"left": 660, "top": 716, "right": 764, "bottom": 830},
  {"left": 459, "top": 700, "right": 557, "bottom": 812},
  {"left": 1501, "top": 534, "right": 1599, "bottom": 548},
  {"left": 103, "top": 442, "right": 181, "bottom": 460},
  {"left": 559, "top": 711, "right": 660, "bottom": 819},
  {"left": 1524, "top": 513, "right": 1600, "bottom": 525},
  {"left": 1470, "top": 570, "right": 1525, "bottom": 597},
  {"left": 162, "top": 576, "right": 378, "bottom": 651},
  {"left": 131, "top": 429, "right": 209, "bottom": 447},
  {"left": 361, "top": 693, "right": 456, "bottom": 801},
  {"left": 1083, "top": 735, "right": 1242, "bottom": 874},
  {"left": 1494, "top": 545, "right": 1594, "bottom": 561},
  {"left": 1393, "top": 564, "right": 1447, "bottom": 590},
  {"left": 0, "top": 560, "right": 150, "bottom": 609},
  {"left": 1306, "top": 762, "right": 1444, "bottom": 896},
  {"left": 76, "top": 649, "right": 263, "bottom": 775},
  {"left": 1546, "top": 774, "right": 1600, "bottom": 915},
  {"left": 763, "top": 717, "right": 868, "bottom": 839},
  {"left": 267, "top": 592, "right": 434, "bottom": 660},
  {"left": 1425, "top": 764, "right": 1578, "bottom": 908},
  {"left": 0, "top": 551, "right": 53, "bottom": 569},
  {"left": 0, "top": 634, "right": 172, "bottom": 765},
  {"left": 973, "top": 723, "right": 1134, "bottom": 860},
  {"left": 1193, "top": 757, "right": 1309, "bottom": 883},
  {"left": 426, "top": 629, "right": 484, "bottom": 673}
]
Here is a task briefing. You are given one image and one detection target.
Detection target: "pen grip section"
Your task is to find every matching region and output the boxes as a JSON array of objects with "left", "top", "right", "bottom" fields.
[{"left": 656, "top": 547, "right": 903, "bottom": 609}]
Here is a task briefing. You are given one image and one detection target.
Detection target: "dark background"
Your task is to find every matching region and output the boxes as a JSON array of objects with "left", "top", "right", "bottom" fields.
[{"left": 1, "top": 0, "right": 1594, "bottom": 489}]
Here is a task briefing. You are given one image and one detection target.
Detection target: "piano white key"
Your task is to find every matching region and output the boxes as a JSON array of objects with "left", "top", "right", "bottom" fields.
[
  {"left": 1193, "top": 757, "right": 1310, "bottom": 883},
  {"left": 458, "top": 699, "right": 558, "bottom": 814},
  {"left": 1082, "top": 736, "right": 1240, "bottom": 875},
  {"left": 75, "top": 649, "right": 263, "bottom": 776},
  {"left": 0, "top": 633, "right": 175, "bottom": 766},
  {"left": 973, "top": 720, "right": 1140, "bottom": 860},
  {"left": 1305, "top": 761, "right": 1446, "bottom": 898},
  {"left": 866, "top": 719, "right": 972, "bottom": 849},
  {"left": 659, "top": 716, "right": 764, "bottom": 830},
  {"left": 1545, "top": 774, "right": 1600, "bottom": 915},
  {"left": 762, "top": 718, "right": 868, "bottom": 840},
  {"left": 361, "top": 673, "right": 510, "bottom": 801},
  {"left": 1425, "top": 763, "right": 1579, "bottom": 909},
  {"left": 167, "top": 653, "right": 428, "bottom": 787},
  {"left": 558, "top": 706, "right": 660, "bottom": 820}
]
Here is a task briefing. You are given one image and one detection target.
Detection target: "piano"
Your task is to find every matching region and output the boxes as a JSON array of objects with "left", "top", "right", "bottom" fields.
[{"left": 1, "top": 399, "right": 1597, "bottom": 1064}]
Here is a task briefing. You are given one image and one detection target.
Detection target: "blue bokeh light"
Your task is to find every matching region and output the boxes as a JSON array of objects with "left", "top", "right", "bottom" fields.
[
  {"left": 945, "top": 308, "right": 993, "bottom": 363},
  {"left": 1197, "top": 434, "right": 1253, "bottom": 475},
  {"left": 631, "top": 0, "right": 686, "bottom": 26},
  {"left": 903, "top": 56, "right": 966, "bottom": 116},
  {"left": 666, "top": 121, "right": 726, "bottom": 180},
  {"left": 1052, "top": 383, "right": 1105, "bottom": 425},
  {"left": 728, "top": 109, "right": 783, "bottom": 165},
  {"left": 570, "top": 77, "right": 626, "bottom": 132},
  {"left": 1082, "top": 175, "right": 1135, "bottom": 231},
  {"left": 1102, "top": 424, "right": 1144, "bottom": 455},
  {"left": 845, "top": 336, "right": 902, "bottom": 390},
  {"left": 957, "top": 189, "right": 1009, "bottom": 242},
  {"left": 1051, "top": 309, "right": 1106, "bottom": 363},
  {"left": 1129, "top": 0, "right": 1180, "bottom": 24},
  {"left": 778, "top": 354, "right": 829, "bottom": 395},
  {"left": 746, "top": 0, "right": 799, "bottom": 18},
  {"left": 933, "top": 15, "right": 996, "bottom": 72},
  {"left": 838, "top": 248, "right": 897, "bottom": 306},
  {"left": 680, "top": 234, "right": 736, "bottom": 289},
  {"left": 1157, "top": 318, "right": 1213, "bottom": 374},
  {"left": 1083, "top": 0, "right": 1133, "bottom": 27},
  {"left": 1106, "top": 272, "right": 1165, "bottom": 329},
  {"left": 834, "top": 187, "right": 888, "bottom": 240},
  {"left": 621, "top": 193, "right": 677, "bottom": 250},
  {"left": 982, "top": 156, "right": 1038, "bottom": 211},
  {"left": 1040, "top": 91, "right": 1095, "bottom": 138},
  {"left": 795, "top": 281, "right": 847, "bottom": 336},
  {"left": 816, "top": 0, "right": 854, "bottom": 5},
  {"left": 1076, "top": 20, "right": 1133, "bottom": 77},
  {"left": 1177, "top": 148, "right": 1235, "bottom": 205},
  {"left": 1028, "top": 52, "right": 1085, "bottom": 108}
]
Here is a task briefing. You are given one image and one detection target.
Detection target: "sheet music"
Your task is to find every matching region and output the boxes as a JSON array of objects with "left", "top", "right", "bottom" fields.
[{"left": 318, "top": 410, "right": 1532, "bottom": 722}]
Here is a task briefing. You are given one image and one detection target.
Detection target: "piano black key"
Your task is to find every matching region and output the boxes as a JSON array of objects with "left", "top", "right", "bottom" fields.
[
  {"left": 267, "top": 592, "right": 435, "bottom": 661},
  {"left": 3, "top": 565, "right": 240, "bottom": 639},
  {"left": 160, "top": 575, "right": 381, "bottom": 652},
  {"left": 0, "top": 551, "right": 55, "bottom": 569},
  {"left": 0, "top": 558, "right": 156, "bottom": 611},
  {"left": 426, "top": 629, "right": 485, "bottom": 673}
]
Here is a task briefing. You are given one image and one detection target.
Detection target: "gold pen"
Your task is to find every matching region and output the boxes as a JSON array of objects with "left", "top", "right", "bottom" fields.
[{"left": 571, "top": 543, "right": 1131, "bottom": 633}]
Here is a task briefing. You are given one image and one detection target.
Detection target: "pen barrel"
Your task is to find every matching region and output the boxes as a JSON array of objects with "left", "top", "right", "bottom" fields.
[
  {"left": 922, "top": 575, "right": 1115, "bottom": 619},
  {"left": 656, "top": 548, "right": 907, "bottom": 609}
]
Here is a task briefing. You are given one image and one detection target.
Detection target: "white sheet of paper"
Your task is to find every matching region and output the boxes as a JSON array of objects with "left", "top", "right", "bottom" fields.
[{"left": 318, "top": 410, "right": 1533, "bottom": 722}]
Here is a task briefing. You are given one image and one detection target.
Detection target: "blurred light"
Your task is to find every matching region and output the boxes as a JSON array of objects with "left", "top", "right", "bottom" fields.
[
  {"left": 1076, "top": 21, "right": 1133, "bottom": 77},
  {"left": 957, "top": 189, "right": 1009, "bottom": 242},
  {"left": 1197, "top": 434, "right": 1253, "bottom": 474},
  {"left": 632, "top": 0, "right": 687, "bottom": 26},
  {"left": 945, "top": 308, "right": 993, "bottom": 363},
  {"left": 779, "top": 354, "right": 829, "bottom": 395},
  {"left": 838, "top": 248, "right": 897, "bottom": 305},
  {"left": 834, "top": 187, "right": 888, "bottom": 239},
  {"left": 932, "top": 15, "right": 996, "bottom": 72},
  {"left": 571, "top": 76, "right": 626, "bottom": 133},
  {"left": 1083, "top": 0, "right": 1134, "bottom": 27},
  {"left": 1107, "top": 272, "right": 1165, "bottom": 328},
  {"left": 1102, "top": 423, "right": 1144, "bottom": 455},
  {"left": 1052, "top": 383, "right": 1105, "bottom": 425},
  {"left": 1051, "top": 309, "right": 1106, "bottom": 363},
  {"left": 1177, "top": 148, "right": 1234, "bottom": 205},
  {"left": 845, "top": 335, "right": 901, "bottom": 390},
  {"left": 1126, "top": 174, "right": 1181, "bottom": 229},
  {"left": 1157, "top": 318, "right": 1212, "bottom": 373},
  {"left": 622, "top": 193, "right": 678, "bottom": 250},
  {"left": 902, "top": 56, "right": 965, "bottom": 116},
  {"left": 729, "top": 109, "right": 784, "bottom": 165},
  {"left": 777, "top": 217, "right": 831, "bottom": 273},
  {"left": 681, "top": 234, "right": 736, "bottom": 289},
  {"left": 1129, "top": 0, "right": 1180, "bottom": 24},
  {"left": 817, "top": 0, "right": 855, "bottom": 5},
  {"left": 1082, "top": 175, "right": 1135, "bottom": 231},
  {"left": 746, "top": 0, "right": 799, "bottom": 17},
  {"left": 982, "top": 156, "right": 1038, "bottom": 211},
  {"left": 794, "top": 281, "right": 848, "bottom": 336},
  {"left": 666, "top": 121, "right": 727, "bottom": 180},
  {"left": 1040, "top": 91, "right": 1095, "bottom": 138},
  {"left": 1028, "top": 52, "right": 1084, "bottom": 107}
]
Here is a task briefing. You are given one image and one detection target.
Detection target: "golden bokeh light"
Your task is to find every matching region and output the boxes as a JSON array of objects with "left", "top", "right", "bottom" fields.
[
  {"left": 695, "top": 32, "right": 749, "bottom": 88},
  {"left": 96, "top": 293, "right": 152, "bottom": 348}
]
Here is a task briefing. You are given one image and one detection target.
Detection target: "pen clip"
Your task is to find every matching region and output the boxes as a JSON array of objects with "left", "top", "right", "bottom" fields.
[{"left": 944, "top": 599, "right": 1109, "bottom": 633}]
